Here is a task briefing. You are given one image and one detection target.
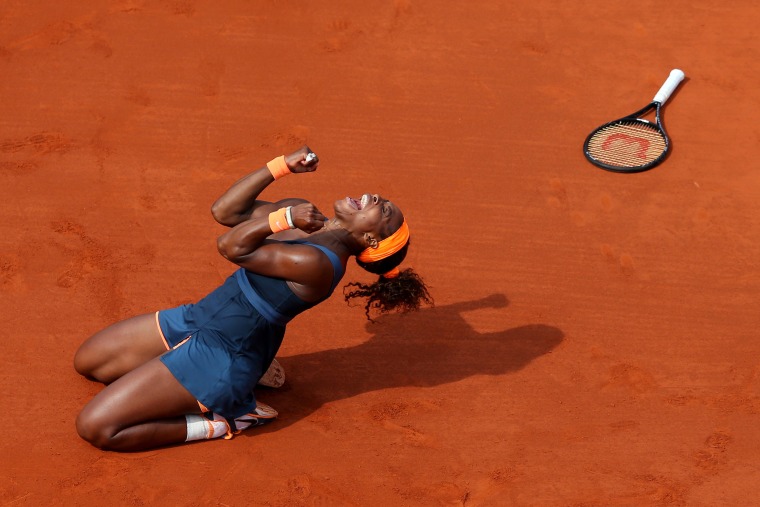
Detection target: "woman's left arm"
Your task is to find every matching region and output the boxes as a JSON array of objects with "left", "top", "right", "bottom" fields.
[{"left": 211, "top": 146, "right": 317, "bottom": 227}]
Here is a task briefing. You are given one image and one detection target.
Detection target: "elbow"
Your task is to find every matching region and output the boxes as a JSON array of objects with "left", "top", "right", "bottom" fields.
[
  {"left": 216, "top": 236, "right": 232, "bottom": 260},
  {"left": 217, "top": 236, "right": 245, "bottom": 263},
  {"left": 211, "top": 199, "right": 241, "bottom": 227},
  {"left": 210, "top": 201, "right": 231, "bottom": 226}
]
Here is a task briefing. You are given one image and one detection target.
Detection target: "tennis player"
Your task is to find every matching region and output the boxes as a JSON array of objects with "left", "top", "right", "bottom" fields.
[{"left": 74, "top": 146, "right": 432, "bottom": 451}]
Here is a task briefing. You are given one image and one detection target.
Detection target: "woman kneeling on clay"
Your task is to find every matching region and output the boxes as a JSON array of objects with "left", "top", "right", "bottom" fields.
[{"left": 73, "top": 146, "right": 432, "bottom": 451}]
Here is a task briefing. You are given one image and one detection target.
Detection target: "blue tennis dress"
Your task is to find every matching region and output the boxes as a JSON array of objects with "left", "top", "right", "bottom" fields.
[{"left": 157, "top": 241, "right": 344, "bottom": 418}]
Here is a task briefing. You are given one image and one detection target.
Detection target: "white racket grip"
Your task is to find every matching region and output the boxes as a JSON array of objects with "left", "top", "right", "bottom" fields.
[{"left": 653, "top": 69, "right": 685, "bottom": 104}]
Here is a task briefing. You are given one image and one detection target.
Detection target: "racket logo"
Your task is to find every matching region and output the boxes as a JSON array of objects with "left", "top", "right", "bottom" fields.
[{"left": 601, "top": 133, "right": 650, "bottom": 160}]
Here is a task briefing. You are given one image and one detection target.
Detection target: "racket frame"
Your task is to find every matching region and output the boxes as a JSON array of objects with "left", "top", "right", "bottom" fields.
[
  {"left": 583, "top": 101, "right": 669, "bottom": 173},
  {"left": 584, "top": 69, "right": 684, "bottom": 173}
]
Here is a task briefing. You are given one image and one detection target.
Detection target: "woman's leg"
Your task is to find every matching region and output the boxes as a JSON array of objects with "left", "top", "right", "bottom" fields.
[
  {"left": 76, "top": 355, "right": 201, "bottom": 451},
  {"left": 74, "top": 313, "right": 167, "bottom": 384}
]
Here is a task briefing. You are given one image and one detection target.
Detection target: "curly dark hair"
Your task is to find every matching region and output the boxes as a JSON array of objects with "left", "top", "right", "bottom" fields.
[{"left": 343, "top": 268, "right": 433, "bottom": 321}]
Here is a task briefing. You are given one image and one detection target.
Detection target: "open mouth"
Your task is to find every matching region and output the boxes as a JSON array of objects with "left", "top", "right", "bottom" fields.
[{"left": 346, "top": 194, "right": 370, "bottom": 210}]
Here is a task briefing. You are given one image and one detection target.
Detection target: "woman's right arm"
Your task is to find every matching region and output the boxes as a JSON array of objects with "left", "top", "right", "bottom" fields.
[
  {"left": 210, "top": 146, "right": 317, "bottom": 227},
  {"left": 216, "top": 201, "right": 331, "bottom": 290}
]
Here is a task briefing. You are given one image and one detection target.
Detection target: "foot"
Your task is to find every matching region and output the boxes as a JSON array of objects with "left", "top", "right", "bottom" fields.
[
  {"left": 234, "top": 402, "right": 278, "bottom": 430},
  {"left": 213, "top": 402, "right": 278, "bottom": 439},
  {"left": 257, "top": 358, "right": 285, "bottom": 388}
]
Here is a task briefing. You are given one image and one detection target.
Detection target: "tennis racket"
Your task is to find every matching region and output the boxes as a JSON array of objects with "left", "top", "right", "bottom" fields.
[{"left": 583, "top": 69, "right": 685, "bottom": 173}]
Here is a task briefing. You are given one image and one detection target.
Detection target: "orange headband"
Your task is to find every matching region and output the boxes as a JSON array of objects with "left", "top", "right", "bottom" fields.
[{"left": 357, "top": 220, "right": 410, "bottom": 269}]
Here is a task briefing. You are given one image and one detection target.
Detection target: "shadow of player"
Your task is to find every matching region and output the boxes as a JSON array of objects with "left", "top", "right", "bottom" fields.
[{"left": 255, "top": 294, "right": 563, "bottom": 430}]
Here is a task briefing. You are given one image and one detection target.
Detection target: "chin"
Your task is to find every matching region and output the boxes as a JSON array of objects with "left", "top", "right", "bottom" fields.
[{"left": 334, "top": 198, "right": 353, "bottom": 216}]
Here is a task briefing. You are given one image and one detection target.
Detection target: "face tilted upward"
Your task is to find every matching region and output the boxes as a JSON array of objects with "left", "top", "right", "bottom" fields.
[{"left": 334, "top": 193, "right": 404, "bottom": 241}]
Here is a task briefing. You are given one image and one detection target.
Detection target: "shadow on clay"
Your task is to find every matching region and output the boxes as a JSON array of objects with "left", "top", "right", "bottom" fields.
[{"left": 252, "top": 293, "right": 564, "bottom": 432}]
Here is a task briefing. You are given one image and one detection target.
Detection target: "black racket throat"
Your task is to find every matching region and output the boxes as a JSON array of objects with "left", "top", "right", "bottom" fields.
[
  {"left": 626, "top": 101, "right": 660, "bottom": 121},
  {"left": 584, "top": 101, "right": 671, "bottom": 173}
]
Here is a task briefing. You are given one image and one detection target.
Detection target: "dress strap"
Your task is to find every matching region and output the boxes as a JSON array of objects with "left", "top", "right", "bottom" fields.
[{"left": 234, "top": 269, "right": 288, "bottom": 326}]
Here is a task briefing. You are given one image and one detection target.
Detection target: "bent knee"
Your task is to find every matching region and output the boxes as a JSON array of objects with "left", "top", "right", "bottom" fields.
[
  {"left": 73, "top": 338, "right": 104, "bottom": 377},
  {"left": 73, "top": 347, "right": 114, "bottom": 383},
  {"left": 73, "top": 348, "right": 93, "bottom": 377},
  {"left": 76, "top": 410, "right": 116, "bottom": 450}
]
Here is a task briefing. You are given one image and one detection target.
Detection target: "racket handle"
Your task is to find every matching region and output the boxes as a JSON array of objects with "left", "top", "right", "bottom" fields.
[{"left": 653, "top": 69, "right": 685, "bottom": 104}]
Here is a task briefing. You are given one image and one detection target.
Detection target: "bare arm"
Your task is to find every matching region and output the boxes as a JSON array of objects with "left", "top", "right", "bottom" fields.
[
  {"left": 211, "top": 145, "right": 318, "bottom": 227},
  {"left": 214, "top": 145, "right": 337, "bottom": 297},
  {"left": 216, "top": 201, "right": 331, "bottom": 290}
]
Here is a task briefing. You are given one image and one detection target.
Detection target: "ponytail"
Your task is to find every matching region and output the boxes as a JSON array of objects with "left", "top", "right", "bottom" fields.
[
  {"left": 343, "top": 267, "right": 433, "bottom": 321},
  {"left": 347, "top": 219, "right": 431, "bottom": 320}
]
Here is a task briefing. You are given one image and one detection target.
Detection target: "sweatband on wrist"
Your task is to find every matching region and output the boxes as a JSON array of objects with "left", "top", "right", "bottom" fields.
[
  {"left": 285, "top": 206, "right": 295, "bottom": 228},
  {"left": 268, "top": 207, "right": 293, "bottom": 233},
  {"left": 266, "top": 155, "right": 290, "bottom": 180}
]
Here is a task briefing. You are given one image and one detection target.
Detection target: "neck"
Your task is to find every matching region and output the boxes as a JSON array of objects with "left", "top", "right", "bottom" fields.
[{"left": 312, "top": 218, "right": 362, "bottom": 255}]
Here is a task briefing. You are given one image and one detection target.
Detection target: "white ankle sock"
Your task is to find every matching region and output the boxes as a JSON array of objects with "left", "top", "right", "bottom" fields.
[{"left": 184, "top": 414, "right": 229, "bottom": 441}]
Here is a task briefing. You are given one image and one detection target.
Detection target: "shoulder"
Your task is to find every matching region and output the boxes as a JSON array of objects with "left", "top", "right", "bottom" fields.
[{"left": 266, "top": 240, "right": 338, "bottom": 295}]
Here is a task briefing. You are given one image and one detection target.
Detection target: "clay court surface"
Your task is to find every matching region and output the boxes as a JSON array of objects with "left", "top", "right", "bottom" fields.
[{"left": 2, "top": 1, "right": 759, "bottom": 505}]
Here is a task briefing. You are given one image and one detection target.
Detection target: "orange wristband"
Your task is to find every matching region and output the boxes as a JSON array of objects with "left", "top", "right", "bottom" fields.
[
  {"left": 266, "top": 155, "right": 290, "bottom": 180},
  {"left": 268, "top": 207, "right": 292, "bottom": 233}
]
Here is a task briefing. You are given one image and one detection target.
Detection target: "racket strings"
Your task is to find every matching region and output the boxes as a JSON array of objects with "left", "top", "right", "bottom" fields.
[{"left": 586, "top": 121, "right": 666, "bottom": 168}]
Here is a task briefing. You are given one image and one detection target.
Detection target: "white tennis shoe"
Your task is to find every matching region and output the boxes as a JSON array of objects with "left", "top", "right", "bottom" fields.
[{"left": 215, "top": 402, "right": 279, "bottom": 439}]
